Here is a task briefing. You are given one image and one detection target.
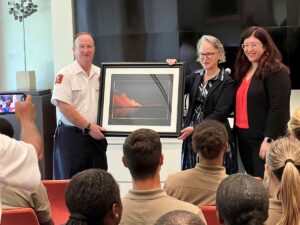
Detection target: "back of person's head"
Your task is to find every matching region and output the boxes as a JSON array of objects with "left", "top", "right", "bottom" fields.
[
  {"left": 0, "top": 118, "right": 14, "bottom": 138},
  {"left": 155, "top": 210, "right": 205, "bottom": 225},
  {"left": 288, "top": 108, "right": 300, "bottom": 140},
  {"left": 65, "top": 169, "right": 122, "bottom": 225},
  {"left": 123, "top": 128, "right": 162, "bottom": 180},
  {"left": 192, "top": 120, "right": 228, "bottom": 160},
  {"left": 216, "top": 173, "right": 269, "bottom": 225},
  {"left": 266, "top": 137, "right": 300, "bottom": 225}
]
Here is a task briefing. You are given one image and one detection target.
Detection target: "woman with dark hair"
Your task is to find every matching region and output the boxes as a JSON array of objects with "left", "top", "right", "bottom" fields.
[
  {"left": 234, "top": 26, "right": 291, "bottom": 178},
  {"left": 216, "top": 173, "right": 269, "bottom": 225},
  {"left": 65, "top": 169, "right": 122, "bottom": 225}
]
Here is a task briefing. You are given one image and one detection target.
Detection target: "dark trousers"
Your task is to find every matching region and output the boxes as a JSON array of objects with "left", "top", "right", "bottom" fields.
[
  {"left": 53, "top": 122, "right": 108, "bottom": 179},
  {"left": 181, "top": 136, "right": 197, "bottom": 170},
  {"left": 237, "top": 128, "right": 265, "bottom": 178}
]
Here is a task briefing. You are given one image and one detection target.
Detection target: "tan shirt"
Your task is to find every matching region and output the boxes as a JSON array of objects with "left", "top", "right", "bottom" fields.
[
  {"left": 164, "top": 164, "right": 227, "bottom": 205},
  {"left": 120, "top": 188, "right": 207, "bottom": 225},
  {"left": 2, "top": 182, "right": 52, "bottom": 224},
  {"left": 265, "top": 198, "right": 282, "bottom": 225}
]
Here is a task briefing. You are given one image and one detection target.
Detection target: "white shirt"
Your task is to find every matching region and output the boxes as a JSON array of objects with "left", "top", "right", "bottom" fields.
[
  {"left": 0, "top": 134, "right": 41, "bottom": 220},
  {"left": 51, "top": 61, "right": 101, "bottom": 126}
]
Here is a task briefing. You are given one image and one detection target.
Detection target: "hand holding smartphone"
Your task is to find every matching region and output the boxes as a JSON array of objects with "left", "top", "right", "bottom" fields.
[{"left": 0, "top": 92, "right": 26, "bottom": 114}]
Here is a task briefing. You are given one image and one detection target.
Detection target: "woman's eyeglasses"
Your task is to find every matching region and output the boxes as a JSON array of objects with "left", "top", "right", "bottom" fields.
[
  {"left": 199, "top": 52, "right": 217, "bottom": 58},
  {"left": 241, "top": 43, "right": 262, "bottom": 50}
]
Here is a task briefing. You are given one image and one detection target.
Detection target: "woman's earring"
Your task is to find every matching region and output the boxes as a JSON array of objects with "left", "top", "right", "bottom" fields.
[{"left": 115, "top": 213, "right": 119, "bottom": 218}]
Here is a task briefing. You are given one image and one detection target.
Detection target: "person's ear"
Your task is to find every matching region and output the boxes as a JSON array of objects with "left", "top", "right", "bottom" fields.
[
  {"left": 159, "top": 154, "right": 164, "bottom": 166},
  {"left": 103, "top": 203, "right": 122, "bottom": 224},
  {"left": 224, "top": 143, "right": 229, "bottom": 152},
  {"left": 265, "top": 164, "right": 272, "bottom": 178},
  {"left": 112, "top": 203, "right": 119, "bottom": 219},
  {"left": 122, "top": 156, "right": 128, "bottom": 168},
  {"left": 104, "top": 203, "right": 122, "bottom": 225}
]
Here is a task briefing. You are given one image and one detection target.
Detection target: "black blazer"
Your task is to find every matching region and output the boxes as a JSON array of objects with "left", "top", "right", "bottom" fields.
[
  {"left": 235, "top": 68, "right": 291, "bottom": 139},
  {"left": 184, "top": 67, "right": 235, "bottom": 128}
]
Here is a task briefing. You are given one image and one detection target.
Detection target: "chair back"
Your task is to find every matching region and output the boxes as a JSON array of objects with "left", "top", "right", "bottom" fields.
[
  {"left": 42, "top": 179, "right": 70, "bottom": 225},
  {"left": 2, "top": 208, "right": 39, "bottom": 225},
  {"left": 198, "top": 205, "right": 220, "bottom": 225}
]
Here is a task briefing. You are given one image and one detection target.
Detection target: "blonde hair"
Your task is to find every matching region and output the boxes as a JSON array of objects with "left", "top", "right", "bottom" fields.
[
  {"left": 288, "top": 108, "right": 300, "bottom": 140},
  {"left": 196, "top": 35, "right": 226, "bottom": 63},
  {"left": 266, "top": 137, "right": 300, "bottom": 225}
]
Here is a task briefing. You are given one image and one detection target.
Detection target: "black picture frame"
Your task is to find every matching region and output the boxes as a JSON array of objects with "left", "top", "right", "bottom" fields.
[{"left": 98, "top": 62, "right": 185, "bottom": 137}]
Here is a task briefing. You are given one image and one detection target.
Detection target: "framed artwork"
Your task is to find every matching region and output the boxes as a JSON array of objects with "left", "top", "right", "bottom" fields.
[{"left": 98, "top": 62, "right": 185, "bottom": 137}]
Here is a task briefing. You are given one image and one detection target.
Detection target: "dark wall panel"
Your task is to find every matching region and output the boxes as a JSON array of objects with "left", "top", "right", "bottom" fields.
[
  {"left": 74, "top": 0, "right": 179, "bottom": 66},
  {"left": 75, "top": 0, "right": 300, "bottom": 89}
]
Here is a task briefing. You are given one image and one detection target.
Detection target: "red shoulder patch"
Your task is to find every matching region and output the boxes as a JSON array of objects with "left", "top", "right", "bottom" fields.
[{"left": 55, "top": 74, "right": 64, "bottom": 84}]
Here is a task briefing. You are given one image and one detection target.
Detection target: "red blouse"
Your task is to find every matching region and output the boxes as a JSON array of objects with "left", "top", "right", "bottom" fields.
[{"left": 235, "top": 75, "right": 253, "bottom": 128}]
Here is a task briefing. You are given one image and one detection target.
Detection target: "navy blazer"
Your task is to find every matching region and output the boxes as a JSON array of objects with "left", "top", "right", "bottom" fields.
[
  {"left": 235, "top": 68, "right": 291, "bottom": 139},
  {"left": 184, "top": 67, "right": 235, "bottom": 128}
]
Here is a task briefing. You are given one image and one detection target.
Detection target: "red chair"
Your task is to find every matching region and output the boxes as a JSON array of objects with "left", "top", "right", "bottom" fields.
[
  {"left": 42, "top": 179, "right": 70, "bottom": 225},
  {"left": 2, "top": 208, "right": 39, "bottom": 225},
  {"left": 198, "top": 205, "right": 220, "bottom": 225}
]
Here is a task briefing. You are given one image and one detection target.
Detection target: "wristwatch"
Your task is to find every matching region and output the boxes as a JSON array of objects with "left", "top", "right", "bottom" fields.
[{"left": 82, "top": 123, "right": 91, "bottom": 135}]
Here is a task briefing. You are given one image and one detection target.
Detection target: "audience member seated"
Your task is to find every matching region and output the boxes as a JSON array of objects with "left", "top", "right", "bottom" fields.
[
  {"left": 288, "top": 108, "right": 300, "bottom": 140},
  {"left": 64, "top": 169, "right": 122, "bottom": 225},
  {"left": 120, "top": 129, "right": 206, "bottom": 225},
  {"left": 164, "top": 120, "right": 228, "bottom": 205},
  {"left": 155, "top": 210, "right": 205, "bottom": 225},
  {"left": 2, "top": 183, "right": 53, "bottom": 225},
  {"left": 0, "top": 118, "right": 53, "bottom": 225},
  {"left": 0, "top": 96, "right": 41, "bottom": 219},
  {"left": 216, "top": 173, "right": 269, "bottom": 225},
  {"left": 264, "top": 137, "right": 300, "bottom": 225}
]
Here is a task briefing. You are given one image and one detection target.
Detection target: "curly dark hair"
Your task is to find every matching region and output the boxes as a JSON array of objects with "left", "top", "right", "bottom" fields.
[
  {"left": 192, "top": 120, "right": 228, "bottom": 160},
  {"left": 234, "top": 26, "right": 289, "bottom": 80},
  {"left": 65, "top": 169, "right": 121, "bottom": 225},
  {"left": 216, "top": 173, "right": 269, "bottom": 225}
]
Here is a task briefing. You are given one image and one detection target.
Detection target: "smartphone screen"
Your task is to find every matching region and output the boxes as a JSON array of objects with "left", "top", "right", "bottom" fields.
[{"left": 0, "top": 93, "right": 26, "bottom": 114}]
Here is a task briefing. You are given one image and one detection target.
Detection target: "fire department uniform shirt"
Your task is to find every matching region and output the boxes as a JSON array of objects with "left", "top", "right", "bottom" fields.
[
  {"left": 0, "top": 134, "right": 41, "bottom": 221},
  {"left": 51, "top": 60, "right": 101, "bottom": 126}
]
